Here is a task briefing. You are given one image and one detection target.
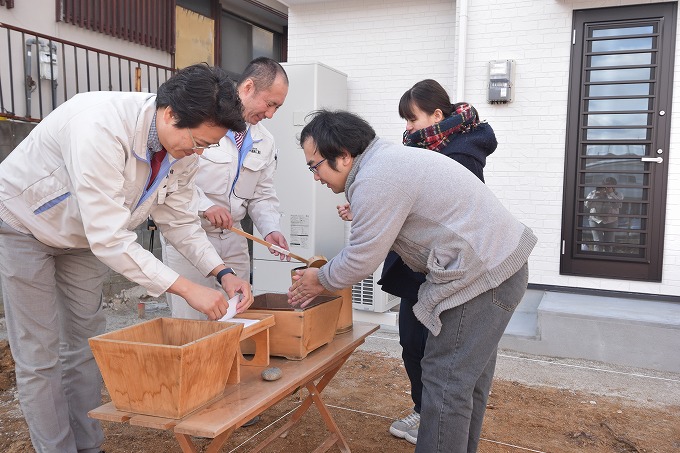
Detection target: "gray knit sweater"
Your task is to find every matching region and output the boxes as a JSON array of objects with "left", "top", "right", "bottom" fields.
[{"left": 317, "top": 138, "right": 537, "bottom": 335}]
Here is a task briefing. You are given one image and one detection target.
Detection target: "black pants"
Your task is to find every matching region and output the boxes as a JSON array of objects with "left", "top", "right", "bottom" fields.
[{"left": 399, "top": 297, "right": 429, "bottom": 413}]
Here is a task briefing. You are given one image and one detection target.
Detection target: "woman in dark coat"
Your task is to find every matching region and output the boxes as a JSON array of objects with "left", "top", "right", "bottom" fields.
[{"left": 382, "top": 79, "right": 498, "bottom": 445}]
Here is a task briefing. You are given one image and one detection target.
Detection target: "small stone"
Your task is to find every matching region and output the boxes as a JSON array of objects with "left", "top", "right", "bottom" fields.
[{"left": 261, "top": 367, "right": 282, "bottom": 381}]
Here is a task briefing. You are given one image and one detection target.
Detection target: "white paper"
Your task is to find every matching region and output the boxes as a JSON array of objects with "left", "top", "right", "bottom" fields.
[
  {"left": 225, "top": 318, "right": 260, "bottom": 327},
  {"left": 218, "top": 294, "right": 240, "bottom": 321}
]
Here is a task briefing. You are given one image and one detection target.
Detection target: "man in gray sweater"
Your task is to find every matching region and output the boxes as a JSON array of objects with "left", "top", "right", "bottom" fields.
[{"left": 288, "top": 110, "right": 536, "bottom": 453}]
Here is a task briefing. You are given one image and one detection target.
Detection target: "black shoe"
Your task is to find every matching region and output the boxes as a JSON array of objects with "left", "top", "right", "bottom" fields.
[{"left": 241, "top": 415, "right": 261, "bottom": 427}]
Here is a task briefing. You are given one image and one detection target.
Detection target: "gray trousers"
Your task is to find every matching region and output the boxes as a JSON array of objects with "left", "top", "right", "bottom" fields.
[
  {"left": 0, "top": 220, "right": 108, "bottom": 453},
  {"left": 416, "top": 263, "right": 529, "bottom": 453}
]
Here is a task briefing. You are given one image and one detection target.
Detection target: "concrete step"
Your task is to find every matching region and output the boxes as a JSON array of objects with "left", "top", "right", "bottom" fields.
[{"left": 501, "top": 290, "right": 680, "bottom": 373}]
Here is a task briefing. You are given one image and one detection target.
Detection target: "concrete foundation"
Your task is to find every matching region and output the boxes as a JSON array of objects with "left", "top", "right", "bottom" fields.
[{"left": 501, "top": 289, "right": 680, "bottom": 373}]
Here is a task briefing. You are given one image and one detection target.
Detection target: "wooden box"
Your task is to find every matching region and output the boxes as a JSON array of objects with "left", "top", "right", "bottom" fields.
[
  {"left": 242, "top": 293, "right": 342, "bottom": 360},
  {"left": 89, "top": 318, "right": 243, "bottom": 419}
]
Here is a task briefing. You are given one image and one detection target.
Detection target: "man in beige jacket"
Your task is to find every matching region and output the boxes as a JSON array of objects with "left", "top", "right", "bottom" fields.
[
  {"left": 164, "top": 57, "right": 290, "bottom": 320},
  {"left": 0, "top": 64, "right": 253, "bottom": 453}
]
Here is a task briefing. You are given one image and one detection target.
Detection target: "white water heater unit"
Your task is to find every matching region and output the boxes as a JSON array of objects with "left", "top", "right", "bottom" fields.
[{"left": 251, "top": 62, "right": 348, "bottom": 294}]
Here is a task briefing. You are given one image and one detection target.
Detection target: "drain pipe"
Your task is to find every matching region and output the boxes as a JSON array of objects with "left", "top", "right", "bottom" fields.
[
  {"left": 42, "top": 40, "right": 59, "bottom": 111},
  {"left": 456, "top": 0, "right": 469, "bottom": 101},
  {"left": 25, "top": 37, "right": 36, "bottom": 118},
  {"left": 24, "top": 38, "right": 58, "bottom": 118}
]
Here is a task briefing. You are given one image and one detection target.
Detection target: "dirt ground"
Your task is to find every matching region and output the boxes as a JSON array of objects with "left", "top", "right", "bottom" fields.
[{"left": 0, "top": 297, "right": 679, "bottom": 452}]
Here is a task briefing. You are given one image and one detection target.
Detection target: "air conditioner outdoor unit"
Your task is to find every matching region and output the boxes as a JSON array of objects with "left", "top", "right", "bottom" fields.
[{"left": 351, "top": 261, "right": 400, "bottom": 313}]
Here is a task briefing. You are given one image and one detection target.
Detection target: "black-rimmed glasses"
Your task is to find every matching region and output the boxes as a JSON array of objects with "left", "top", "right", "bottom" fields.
[{"left": 308, "top": 159, "right": 326, "bottom": 174}]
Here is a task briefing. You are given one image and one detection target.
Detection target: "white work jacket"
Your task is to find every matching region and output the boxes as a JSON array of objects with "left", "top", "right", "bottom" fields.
[
  {"left": 195, "top": 122, "right": 281, "bottom": 237},
  {"left": 0, "top": 91, "right": 223, "bottom": 296}
]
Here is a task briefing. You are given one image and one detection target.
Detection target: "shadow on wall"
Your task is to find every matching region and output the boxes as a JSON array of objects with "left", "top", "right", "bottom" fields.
[{"left": 0, "top": 119, "right": 36, "bottom": 161}]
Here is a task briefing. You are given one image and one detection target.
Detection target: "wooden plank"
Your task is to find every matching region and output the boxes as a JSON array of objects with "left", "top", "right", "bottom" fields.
[
  {"left": 129, "top": 413, "right": 178, "bottom": 430},
  {"left": 234, "top": 312, "right": 275, "bottom": 364},
  {"left": 306, "top": 381, "right": 351, "bottom": 452},
  {"left": 247, "top": 418, "right": 296, "bottom": 453},
  {"left": 227, "top": 346, "right": 241, "bottom": 385},
  {"left": 312, "top": 434, "right": 340, "bottom": 453},
  {"left": 177, "top": 323, "right": 242, "bottom": 418},
  {"left": 174, "top": 433, "right": 200, "bottom": 453},
  {"left": 88, "top": 402, "right": 133, "bottom": 423},
  {"left": 204, "top": 427, "right": 236, "bottom": 453},
  {"left": 224, "top": 313, "right": 275, "bottom": 382},
  {"left": 330, "top": 287, "right": 353, "bottom": 334},
  {"left": 300, "top": 296, "right": 343, "bottom": 356},
  {"left": 235, "top": 312, "right": 275, "bottom": 338},
  {"left": 240, "top": 329, "right": 270, "bottom": 367},
  {"left": 174, "top": 323, "right": 378, "bottom": 438}
]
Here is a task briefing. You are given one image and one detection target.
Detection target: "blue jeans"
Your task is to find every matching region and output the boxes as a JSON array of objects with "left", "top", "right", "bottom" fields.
[
  {"left": 399, "top": 297, "right": 428, "bottom": 414},
  {"left": 415, "top": 263, "right": 529, "bottom": 453}
]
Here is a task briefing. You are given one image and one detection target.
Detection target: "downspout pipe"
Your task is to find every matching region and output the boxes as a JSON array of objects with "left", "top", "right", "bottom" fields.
[
  {"left": 25, "top": 37, "right": 36, "bottom": 117},
  {"left": 456, "top": 0, "right": 468, "bottom": 101}
]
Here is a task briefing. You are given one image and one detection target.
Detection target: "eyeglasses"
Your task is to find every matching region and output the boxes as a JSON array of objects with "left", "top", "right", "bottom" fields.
[
  {"left": 187, "top": 128, "right": 220, "bottom": 151},
  {"left": 308, "top": 159, "right": 327, "bottom": 174}
]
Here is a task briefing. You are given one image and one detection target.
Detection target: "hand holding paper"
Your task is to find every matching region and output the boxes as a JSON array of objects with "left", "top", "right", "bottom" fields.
[{"left": 219, "top": 294, "right": 240, "bottom": 321}]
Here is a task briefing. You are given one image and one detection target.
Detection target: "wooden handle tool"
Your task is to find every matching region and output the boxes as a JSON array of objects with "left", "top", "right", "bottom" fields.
[{"left": 228, "top": 227, "right": 310, "bottom": 264}]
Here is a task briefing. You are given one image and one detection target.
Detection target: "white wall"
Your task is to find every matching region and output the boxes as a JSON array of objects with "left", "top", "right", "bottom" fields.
[
  {"left": 287, "top": 0, "right": 680, "bottom": 296},
  {"left": 287, "top": 0, "right": 457, "bottom": 139}
]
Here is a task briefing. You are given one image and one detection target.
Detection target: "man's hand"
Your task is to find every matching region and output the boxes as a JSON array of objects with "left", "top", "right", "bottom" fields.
[
  {"left": 337, "top": 203, "right": 353, "bottom": 221},
  {"left": 167, "top": 276, "right": 229, "bottom": 320},
  {"left": 203, "top": 205, "right": 233, "bottom": 229},
  {"left": 288, "top": 267, "right": 324, "bottom": 308},
  {"left": 219, "top": 273, "right": 254, "bottom": 313},
  {"left": 264, "top": 231, "right": 291, "bottom": 261}
]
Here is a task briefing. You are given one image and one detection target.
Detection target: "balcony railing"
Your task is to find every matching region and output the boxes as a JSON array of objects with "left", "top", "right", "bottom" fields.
[{"left": 0, "top": 22, "right": 174, "bottom": 122}]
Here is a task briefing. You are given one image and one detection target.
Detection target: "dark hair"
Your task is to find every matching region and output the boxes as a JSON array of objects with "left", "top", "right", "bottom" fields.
[
  {"left": 603, "top": 176, "right": 618, "bottom": 186},
  {"left": 299, "top": 110, "right": 376, "bottom": 169},
  {"left": 399, "top": 79, "right": 454, "bottom": 120},
  {"left": 239, "top": 57, "right": 289, "bottom": 91},
  {"left": 156, "top": 63, "right": 245, "bottom": 132}
]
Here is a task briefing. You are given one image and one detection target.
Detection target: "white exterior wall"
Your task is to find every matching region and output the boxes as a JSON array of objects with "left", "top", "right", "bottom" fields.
[
  {"left": 287, "top": 0, "right": 457, "bottom": 138},
  {"left": 286, "top": 0, "right": 680, "bottom": 296}
]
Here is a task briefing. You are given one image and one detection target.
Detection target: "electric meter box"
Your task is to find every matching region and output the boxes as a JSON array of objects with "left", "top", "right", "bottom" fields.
[{"left": 488, "top": 59, "right": 515, "bottom": 104}]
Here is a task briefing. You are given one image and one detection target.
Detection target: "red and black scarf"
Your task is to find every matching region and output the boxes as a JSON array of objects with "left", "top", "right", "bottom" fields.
[{"left": 402, "top": 103, "right": 478, "bottom": 152}]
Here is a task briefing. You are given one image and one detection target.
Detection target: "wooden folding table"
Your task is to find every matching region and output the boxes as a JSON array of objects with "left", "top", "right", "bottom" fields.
[{"left": 89, "top": 322, "right": 379, "bottom": 453}]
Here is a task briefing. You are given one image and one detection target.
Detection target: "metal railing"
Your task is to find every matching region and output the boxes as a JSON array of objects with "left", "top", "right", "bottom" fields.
[{"left": 0, "top": 22, "right": 174, "bottom": 122}]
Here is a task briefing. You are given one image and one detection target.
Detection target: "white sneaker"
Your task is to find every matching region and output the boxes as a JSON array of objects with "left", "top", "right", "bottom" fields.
[
  {"left": 405, "top": 426, "right": 418, "bottom": 445},
  {"left": 389, "top": 411, "right": 420, "bottom": 438}
]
